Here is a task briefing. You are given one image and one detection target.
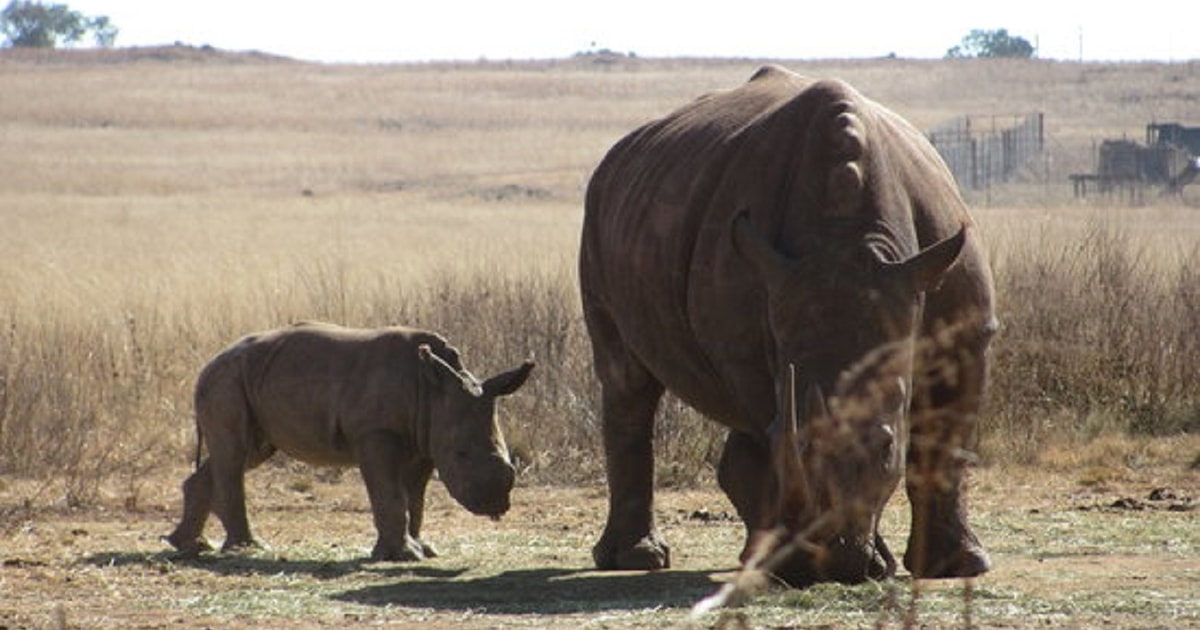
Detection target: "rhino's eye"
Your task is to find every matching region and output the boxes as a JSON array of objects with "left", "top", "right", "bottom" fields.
[{"left": 873, "top": 427, "right": 896, "bottom": 463}]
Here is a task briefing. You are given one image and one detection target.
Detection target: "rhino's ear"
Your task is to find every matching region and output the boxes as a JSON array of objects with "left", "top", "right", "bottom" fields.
[
  {"left": 420, "top": 343, "right": 486, "bottom": 396},
  {"left": 418, "top": 343, "right": 455, "bottom": 386},
  {"left": 417, "top": 344, "right": 440, "bottom": 383},
  {"left": 900, "top": 226, "right": 966, "bottom": 292},
  {"left": 877, "top": 226, "right": 965, "bottom": 293},
  {"left": 732, "top": 213, "right": 794, "bottom": 284},
  {"left": 483, "top": 361, "right": 535, "bottom": 397}
]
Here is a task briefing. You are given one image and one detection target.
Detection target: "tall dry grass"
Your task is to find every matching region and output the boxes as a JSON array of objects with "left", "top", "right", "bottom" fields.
[
  {"left": 2, "top": 49, "right": 1198, "bottom": 506},
  {"left": 0, "top": 194, "right": 594, "bottom": 504},
  {"left": 979, "top": 207, "right": 1200, "bottom": 462}
]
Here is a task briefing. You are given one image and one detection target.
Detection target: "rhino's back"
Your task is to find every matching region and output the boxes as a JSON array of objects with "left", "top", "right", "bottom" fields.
[
  {"left": 197, "top": 322, "right": 433, "bottom": 463},
  {"left": 583, "top": 66, "right": 809, "bottom": 288},
  {"left": 580, "top": 67, "right": 817, "bottom": 429}
]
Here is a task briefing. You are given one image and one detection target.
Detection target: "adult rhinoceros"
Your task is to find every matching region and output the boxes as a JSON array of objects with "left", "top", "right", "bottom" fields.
[
  {"left": 579, "top": 65, "right": 997, "bottom": 586},
  {"left": 166, "top": 321, "right": 534, "bottom": 561}
]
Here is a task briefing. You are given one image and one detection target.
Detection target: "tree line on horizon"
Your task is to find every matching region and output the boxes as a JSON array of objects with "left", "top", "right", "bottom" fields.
[
  {"left": 1, "top": 0, "right": 115, "bottom": 48},
  {"left": 2, "top": 1, "right": 1033, "bottom": 60}
]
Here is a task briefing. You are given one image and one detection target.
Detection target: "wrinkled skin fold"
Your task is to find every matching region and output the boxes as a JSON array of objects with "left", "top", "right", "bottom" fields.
[
  {"left": 580, "top": 65, "right": 997, "bottom": 586},
  {"left": 165, "top": 321, "right": 533, "bottom": 562}
]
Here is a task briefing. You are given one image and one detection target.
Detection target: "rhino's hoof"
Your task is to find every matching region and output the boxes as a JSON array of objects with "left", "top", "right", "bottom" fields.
[
  {"left": 865, "top": 533, "right": 897, "bottom": 581},
  {"left": 164, "top": 532, "right": 213, "bottom": 556},
  {"left": 904, "top": 544, "right": 991, "bottom": 579},
  {"left": 370, "top": 539, "right": 425, "bottom": 562},
  {"left": 613, "top": 537, "right": 671, "bottom": 571},
  {"left": 220, "top": 539, "right": 263, "bottom": 554},
  {"left": 163, "top": 535, "right": 213, "bottom": 559}
]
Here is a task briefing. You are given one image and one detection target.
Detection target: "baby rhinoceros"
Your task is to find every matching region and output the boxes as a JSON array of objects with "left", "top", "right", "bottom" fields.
[{"left": 165, "top": 321, "right": 534, "bottom": 561}]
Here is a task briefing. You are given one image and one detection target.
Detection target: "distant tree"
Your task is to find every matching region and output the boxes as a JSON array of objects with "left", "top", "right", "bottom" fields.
[
  {"left": 946, "top": 28, "right": 1034, "bottom": 59},
  {"left": 0, "top": 1, "right": 117, "bottom": 49}
]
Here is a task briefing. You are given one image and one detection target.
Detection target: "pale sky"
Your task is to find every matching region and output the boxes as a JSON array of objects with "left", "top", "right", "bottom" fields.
[{"left": 63, "top": 0, "right": 1200, "bottom": 64}]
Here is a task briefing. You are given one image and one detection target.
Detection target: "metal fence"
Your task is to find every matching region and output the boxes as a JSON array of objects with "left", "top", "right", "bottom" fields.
[{"left": 928, "top": 113, "right": 1044, "bottom": 190}]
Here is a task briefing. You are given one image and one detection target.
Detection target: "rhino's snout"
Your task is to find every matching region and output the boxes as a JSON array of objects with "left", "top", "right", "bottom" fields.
[
  {"left": 772, "top": 534, "right": 892, "bottom": 587},
  {"left": 820, "top": 535, "right": 893, "bottom": 584},
  {"left": 475, "top": 495, "right": 511, "bottom": 519},
  {"left": 451, "top": 455, "right": 516, "bottom": 518}
]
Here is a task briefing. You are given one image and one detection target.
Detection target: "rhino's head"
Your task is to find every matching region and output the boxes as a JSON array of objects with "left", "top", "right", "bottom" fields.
[
  {"left": 733, "top": 213, "right": 965, "bottom": 585},
  {"left": 418, "top": 344, "right": 534, "bottom": 518}
]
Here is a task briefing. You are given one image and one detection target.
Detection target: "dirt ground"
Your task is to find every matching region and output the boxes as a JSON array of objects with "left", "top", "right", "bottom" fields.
[{"left": 1, "top": 456, "right": 1197, "bottom": 629}]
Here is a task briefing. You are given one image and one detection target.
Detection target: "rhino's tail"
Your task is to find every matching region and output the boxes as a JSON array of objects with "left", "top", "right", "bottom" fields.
[{"left": 192, "top": 422, "right": 204, "bottom": 471}]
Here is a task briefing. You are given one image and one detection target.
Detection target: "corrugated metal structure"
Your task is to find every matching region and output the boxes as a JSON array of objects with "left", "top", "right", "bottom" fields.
[{"left": 928, "top": 113, "right": 1044, "bottom": 191}]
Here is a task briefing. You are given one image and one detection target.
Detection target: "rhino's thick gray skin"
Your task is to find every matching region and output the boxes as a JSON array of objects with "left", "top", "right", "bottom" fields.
[
  {"left": 580, "top": 65, "right": 997, "bottom": 585},
  {"left": 166, "top": 321, "right": 534, "bottom": 561}
]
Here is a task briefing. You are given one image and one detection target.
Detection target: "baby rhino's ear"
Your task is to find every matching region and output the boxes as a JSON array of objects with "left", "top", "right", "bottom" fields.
[
  {"left": 483, "top": 361, "right": 535, "bottom": 398},
  {"left": 417, "top": 344, "right": 440, "bottom": 386}
]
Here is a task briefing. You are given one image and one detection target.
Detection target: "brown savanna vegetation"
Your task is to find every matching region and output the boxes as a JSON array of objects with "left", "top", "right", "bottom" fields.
[{"left": 0, "top": 47, "right": 1197, "bottom": 628}]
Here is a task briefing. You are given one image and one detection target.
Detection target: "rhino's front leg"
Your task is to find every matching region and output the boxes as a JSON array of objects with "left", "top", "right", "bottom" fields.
[
  {"left": 593, "top": 373, "right": 669, "bottom": 571},
  {"left": 905, "top": 398, "right": 989, "bottom": 578},
  {"left": 404, "top": 458, "right": 438, "bottom": 558},
  {"left": 905, "top": 315, "right": 992, "bottom": 579},
  {"left": 355, "top": 431, "right": 426, "bottom": 562},
  {"left": 717, "top": 431, "right": 776, "bottom": 564}
]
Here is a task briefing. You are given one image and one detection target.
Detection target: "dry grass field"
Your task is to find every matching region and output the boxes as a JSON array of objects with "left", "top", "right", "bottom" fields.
[{"left": 1, "top": 46, "right": 1198, "bottom": 628}]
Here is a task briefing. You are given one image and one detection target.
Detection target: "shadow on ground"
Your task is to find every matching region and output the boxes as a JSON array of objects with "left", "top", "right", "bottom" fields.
[
  {"left": 82, "top": 550, "right": 723, "bottom": 614},
  {"left": 332, "top": 567, "right": 723, "bottom": 614},
  {"left": 82, "top": 549, "right": 467, "bottom": 581}
]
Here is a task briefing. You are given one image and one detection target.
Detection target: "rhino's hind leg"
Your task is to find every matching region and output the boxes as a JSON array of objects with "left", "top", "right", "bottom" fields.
[
  {"left": 209, "top": 440, "right": 274, "bottom": 553},
  {"left": 211, "top": 468, "right": 260, "bottom": 553},
  {"left": 166, "top": 460, "right": 216, "bottom": 557}
]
